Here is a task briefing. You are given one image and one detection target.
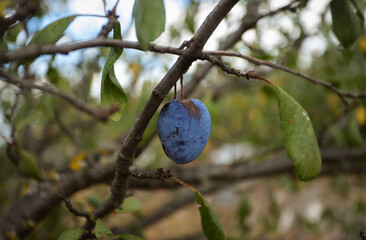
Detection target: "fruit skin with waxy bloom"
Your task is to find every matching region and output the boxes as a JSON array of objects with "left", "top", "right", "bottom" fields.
[{"left": 157, "top": 99, "right": 211, "bottom": 164}]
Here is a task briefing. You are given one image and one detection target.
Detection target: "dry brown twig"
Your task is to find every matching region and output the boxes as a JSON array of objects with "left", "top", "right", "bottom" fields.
[{"left": 0, "top": 69, "right": 119, "bottom": 122}]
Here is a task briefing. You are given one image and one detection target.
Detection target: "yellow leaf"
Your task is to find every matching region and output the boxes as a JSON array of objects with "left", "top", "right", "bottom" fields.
[
  {"left": 356, "top": 106, "right": 366, "bottom": 125},
  {"left": 48, "top": 169, "right": 59, "bottom": 181},
  {"left": 69, "top": 153, "right": 86, "bottom": 171},
  {"left": 5, "top": 231, "right": 17, "bottom": 240},
  {"left": 358, "top": 35, "right": 366, "bottom": 53},
  {"left": 327, "top": 93, "right": 340, "bottom": 110},
  {"left": 0, "top": 0, "right": 13, "bottom": 17},
  {"left": 21, "top": 183, "right": 31, "bottom": 197},
  {"left": 129, "top": 62, "right": 141, "bottom": 79},
  {"left": 99, "top": 149, "right": 109, "bottom": 156}
]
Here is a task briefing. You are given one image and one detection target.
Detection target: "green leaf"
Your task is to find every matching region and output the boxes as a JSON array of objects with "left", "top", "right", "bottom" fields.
[
  {"left": 238, "top": 195, "right": 250, "bottom": 231},
  {"left": 95, "top": 219, "right": 113, "bottom": 238},
  {"left": 58, "top": 228, "right": 84, "bottom": 240},
  {"left": 0, "top": 37, "right": 7, "bottom": 52},
  {"left": 6, "top": 23, "right": 22, "bottom": 42},
  {"left": 101, "top": 21, "right": 127, "bottom": 121},
  {"left": 118, "top": 234, "right": 144, "bottom": 240},
  {"left": 195, "top": 190, "right": 225, "bottom": 240},
  {"left": 47, "top": 66, "right": 70, "bottom": 91},
  {"left": 86, "top": 196, "right": 102, "bottom": 208},
  {"left": 20, "top": 149, "right": 44, "bottom": 181},
  {"left": 28, "top": 15, "right": 77, "bottom": 46},
  {"left": 134, "top": 0, "right": 166, "bottom": 50},
  {"left": 330, "top": 0, "right": 363, "bottom": 48},
  {"left": 116, "top": 197, "right": 141, "bottom": 214},
  {"left": 345, "top": 111, "right": 363, "bottom": 147},
  {"left": 350, "top": 0, "right": 365, "bottom": 20},
  {"left": 273, "top": 85, "right": 322, "bottom": 181}
]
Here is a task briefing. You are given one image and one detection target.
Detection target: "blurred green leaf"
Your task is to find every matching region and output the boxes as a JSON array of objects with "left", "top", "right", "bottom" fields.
[
  {"left": 274, "top": 85, "right": 322, "bottom": 181},
  {"left": 101, "top": 21, "right": 127, "bottom": 121},
  {"left": 13, "top": 100, "right": 41, "bottom": 131},
  {"left": 350, "top": 0, "right": 365, "bottom": 20},
  {"left": 6, "top": 23, "right": 22, "bottom": 42},
  {"left": 47, "top": 66, "right": 70, "bottom": 91},
  {"left": 0, "top": 37, "right": 7, "bottom": 52},
  {"left": 28, "top": 15, "right": 77, "bottom": 46},
  {"left": 330, "top": 0, "right": 362, "bottom": 48},
  {"left": 40, "top": 94, "right": 58, "bottom": 119},
  {"left": 345, "top": 111, "right": 363, "bottom": 147},
  {"left": 117, "top": 197, "right": 141, "bottom": 214},
  {"left": 118, "top": 234, "right": 144, "bottom": 240},
  {"left": 20, "top": 149, "right": 43, "bottom": 181},
  {"left": 57, "top": 228, "right": 84, "bottom": 240},
  {"left": 95, "top": 219, "right": 113, "bottom": 238},
  {"left": 195, "top": 190, "right": 225, "bottom": 240},
  {"left": 134, "top": 0, "right": 165, "bottom": 50},
  {"left": 238, "top": 195, "right": 250, "bottom": 232},
  {"left": 86, "top": 196, "right": 102, "bottom": 208}
]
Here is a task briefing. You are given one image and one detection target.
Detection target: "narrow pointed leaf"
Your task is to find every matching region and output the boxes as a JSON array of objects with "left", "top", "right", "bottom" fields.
[
  {"left": 274, "top": 85, "right": 322, "bottom": 181},
  {"left": 101, "top": 21, "right": 128, "bottom": 121},
  {"left": 134, "top": 0, "right": 165, "bottom": 50},
  {"left": 58, "top": 228, "right": 83, "bottom": 240},
  {"left": 28, "top": 15, "right": 78, "bottom": 46},
  {"left": 195, "top": 190, "right": 225, "bottom": 240},
  {"left": 95, "top": 219, "right": 113, "bottom": 238},
  {"left": 330, "top": 0, "right": 362, "bottom": 48},
  {"left": 20, "top": 149, "right": 44, "bottom": 181}
]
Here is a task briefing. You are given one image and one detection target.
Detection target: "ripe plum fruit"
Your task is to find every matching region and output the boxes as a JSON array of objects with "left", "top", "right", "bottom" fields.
[{"left": 157, "top": 99, "right": 211, "bottom": 164}]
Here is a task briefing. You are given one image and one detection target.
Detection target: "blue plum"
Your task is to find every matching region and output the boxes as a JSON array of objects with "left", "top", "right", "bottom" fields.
[{"left": 157, "top": 99, "right": 211, "bottom": 164}]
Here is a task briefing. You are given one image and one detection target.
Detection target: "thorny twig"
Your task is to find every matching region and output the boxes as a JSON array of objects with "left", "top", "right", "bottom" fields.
[
  {"left": 2, "top": 40, "right": 363, "bottom": 104},
  {"left": 206, "top": 50, "right": 355, "bottom": 105},
  {"left": 130, "top": 168, "right": 173, "bottom": 181},
  {"left": 98, "top": 0, "right": 120, "bottom": 38},
  {"left": 200, "top": 53, "right": 273, "bottom": 86}
]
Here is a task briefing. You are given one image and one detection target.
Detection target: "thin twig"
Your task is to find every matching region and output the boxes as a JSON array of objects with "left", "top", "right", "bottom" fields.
[
  {"left": 200, "top": 53, "right": 273, "bottom": 85},
  {"left": 180, "top": 76, "right": 184, "bottom": 99},
  {"left": 9, "top": 91, "right": 21, "bottom": 142},
  {"left": 59, "top": 194, "right": 92, "bottom": 221},
  {"left": 206, "top": 50, "right": 355, "bottom": 105},
  {"left": 98, "top": 0, "right": 119, "bottom": 38},
  {"left": 0, "top": 70, "right": 119, "bottom": 122},
  {"left": 130, "top": 168, "right": 173, "bottom": 181},
  {"left": 0, "top": 39, "right": 183, "bottom": 64},
  {"left": 2, "top": 40, "right": 365, "bottom": 104}
]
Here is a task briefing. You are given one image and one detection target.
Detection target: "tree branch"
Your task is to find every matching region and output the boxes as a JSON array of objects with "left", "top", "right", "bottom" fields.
[
  {"left": 81, "top": 0, "right": 241, "bottom": 233},
  {"left": 206, "top": 50, "right": 366, "bottom": 104},
  {"left": 59, "top": 194, "right": 91, "bottom": 221},
  {"left": 0, "top": 1, "right": 38, "bottom": 37},
  {"left": 0, "top": 39, "right": 183, "bottom": 65},
  {"left": 0, "top": 70, "right": 119, "bottom": 122},
  {"left": 1, "top": 144, "right": 366, "bottom": 238}
]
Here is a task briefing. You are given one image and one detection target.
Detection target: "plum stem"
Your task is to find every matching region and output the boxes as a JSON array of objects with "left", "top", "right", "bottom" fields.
[
  {"left": 170, "top": 177, "right": 196, "bottom": 192},
  {"left": 180, "top": 76, "right": 185, "bottom": 99},
  {"left": 174, "top": 82, "right": 177, "bottom": 99}
]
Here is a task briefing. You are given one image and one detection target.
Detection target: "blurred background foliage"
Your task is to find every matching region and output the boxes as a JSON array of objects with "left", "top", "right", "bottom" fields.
[{"left": 1, "top": 0, "right": 366, "bottom": 239}]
